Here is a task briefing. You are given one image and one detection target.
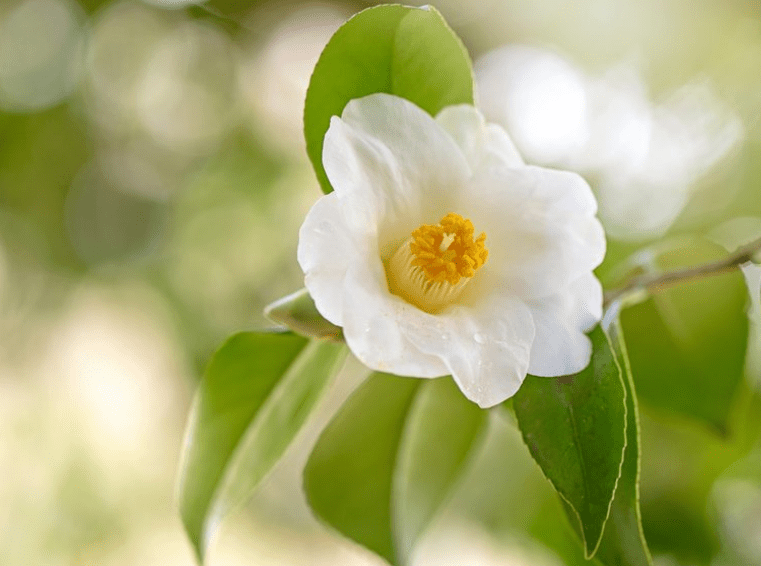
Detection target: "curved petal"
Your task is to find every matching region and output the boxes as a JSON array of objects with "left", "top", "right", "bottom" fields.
[
  {"left": 435, "top": 104, "right": 524, "bottom": 170},
  {"left": 456, "top": 166, "right": 605, "bottom": 300},
  {"left": 526, "top": 272, "right": 603, "bottom": 377},
  {"left": 298, "top": 192, "right": 368, "bottom": 326},
  {"left": 341, "top": 260, "right": 448, "bottom": 378},
  {"left": 322, "top": 94, "right": 471, "bottom": 251},
  {"left": 398, "top": 294, "right": 536, "bottom": 408}
]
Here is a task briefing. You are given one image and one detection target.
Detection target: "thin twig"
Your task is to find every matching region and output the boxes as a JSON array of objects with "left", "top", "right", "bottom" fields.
[{"left": 603, "top": 236, "right": 761, "bottom": 307}]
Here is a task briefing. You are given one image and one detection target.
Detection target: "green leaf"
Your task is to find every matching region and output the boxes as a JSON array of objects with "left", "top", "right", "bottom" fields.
[
  {"left": 304, "top": 4, "right": 474, "bottom": 193},
  {"left": 304, "top": 373, "right": 486, "bottom": 565},
  {"left": 595, "top": 308, "right": 653, "bottom": 566},
  {"left": 177, "top": 332, "right": 346, "bottom": 561},
  {"left": 513, "top": 325, "right": 627, "bottom": 558},
  {"left": 264, "top": 288, "right": 343, "bottom": 341},
  {"left": 393, "top": 374, "right": 487, "bottom": 560},
  {"left": 618, "top": 237, "right": 749, "bottom": 433},
  {"left": 305, "top": 374, "right": 419, "bottom": 564}
]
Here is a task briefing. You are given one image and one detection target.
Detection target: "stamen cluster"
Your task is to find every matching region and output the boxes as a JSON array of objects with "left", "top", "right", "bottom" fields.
[{"left": 410, "top": 213, "right": 489, "bottom": 285}]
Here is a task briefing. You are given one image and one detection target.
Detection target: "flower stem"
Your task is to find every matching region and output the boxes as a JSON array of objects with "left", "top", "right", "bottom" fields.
[{"left": 603, "top": 236, "right": 761, "bottom": 307}]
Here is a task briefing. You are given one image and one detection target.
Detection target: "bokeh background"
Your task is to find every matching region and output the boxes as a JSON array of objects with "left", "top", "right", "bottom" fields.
[{"left": 1, "top": 0, "right": 761, "bottom": 564}]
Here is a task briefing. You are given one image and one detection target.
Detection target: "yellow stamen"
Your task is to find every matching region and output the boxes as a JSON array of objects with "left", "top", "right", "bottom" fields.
[
  {"left": 439, "top": 233, "right": 456, "bottom": 252},
  {"left": 386, "top": 213, "right": 488, "bottom": 313},
  {"left": 410, "top": 213, "right": 488, "bottom": 285}
]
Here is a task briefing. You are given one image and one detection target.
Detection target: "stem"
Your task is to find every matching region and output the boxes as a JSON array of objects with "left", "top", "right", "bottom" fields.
[{"left": 603, "top": 236, "right": 761, "bottom": 307}]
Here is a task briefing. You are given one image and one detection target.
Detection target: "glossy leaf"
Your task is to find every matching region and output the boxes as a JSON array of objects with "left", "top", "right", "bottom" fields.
[
  {"left": 304, "top": 373, "right": 486, "bottom": 565},
  {"left": 304, "top": 4, "right": 474, "bottom": 193},
  {"left": 619, "top": 237, "right": 749, "bottom": 433},
  {"left": 177, "top": 332, "right": 346, "bottom": 561},
  {"left": 595, "top": 308, "right": 653, "bottom": 565},
  {"left": 264, "top": 288, "right": 343, "bottom": 341},
  {"left": 514, "top": 325, "right": 627, "bottom": 558}
]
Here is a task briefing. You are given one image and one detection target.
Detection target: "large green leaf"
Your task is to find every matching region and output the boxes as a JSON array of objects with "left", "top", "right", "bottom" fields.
[
  {"left": 304, "top": 4, "right": 474, "bottom": 193},
  {"left": 513, "top": 325, "right": 627, "bottom": 558},
  {"left": 618, "top": 237, "right": 749, "bottom": 433},
  {"left": 595, "top": 309, "right": 653, "bottom": 566},
  {"left": 177, "top": 332, "right": 346, "bottom": 561},
  {"left": 304, "top": 373, "right": 486, "bottom": 565}
]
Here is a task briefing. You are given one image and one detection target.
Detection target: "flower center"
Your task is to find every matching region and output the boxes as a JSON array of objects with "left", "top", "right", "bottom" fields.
[{"left": 386, "top": 212, "right": 488, "bottom": 313}]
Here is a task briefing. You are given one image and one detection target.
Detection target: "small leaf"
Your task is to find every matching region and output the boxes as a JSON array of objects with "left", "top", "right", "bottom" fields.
[
  {"left": 177, "top": 332, "right": 346, "bottom": 561},
  {"left": 595, "top": 308, "right": 653, "bottom": 565},
  {"left": 264, "top": 288, "right": 343, "bottom": 341},
  {"left": 304, "top": 4, "right": 473, "bottom": 193},
  {"left": 513, "top": 326, "right": 627, "bottom": 558},
  {"left": 619, "top": 237, "right": 749, "bottom": 433},
  {"left": 304, "top": 373, "right": 486, "bottom": 565}
]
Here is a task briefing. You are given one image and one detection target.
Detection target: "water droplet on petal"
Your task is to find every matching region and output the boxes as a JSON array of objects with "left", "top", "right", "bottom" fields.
[
  {"left": 316, "top": 221, "right": 333, "bottom": 234},
  {"left": 473, "top": 333, "right": 486, "bottom": 344}
]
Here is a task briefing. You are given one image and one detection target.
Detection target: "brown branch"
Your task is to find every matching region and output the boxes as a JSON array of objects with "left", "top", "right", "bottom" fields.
[{"left": 603, "top": 236, "right": 761, "bottom": 307}]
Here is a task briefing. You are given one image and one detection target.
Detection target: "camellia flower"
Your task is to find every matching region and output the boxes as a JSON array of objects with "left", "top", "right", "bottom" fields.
[{"left": 298, "top": 93, "right": 605, "bottom": 407}]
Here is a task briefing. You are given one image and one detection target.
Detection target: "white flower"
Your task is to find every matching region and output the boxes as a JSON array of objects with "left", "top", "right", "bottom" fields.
[
  {"left": 297, "top": 93, "right": 605, "bottom": 408},
  {"left": 475, "top": 45, "right": 743, "bottom": 241}
]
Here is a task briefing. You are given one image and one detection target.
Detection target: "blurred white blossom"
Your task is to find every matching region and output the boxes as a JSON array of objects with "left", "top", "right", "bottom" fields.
[{"left": 476, "top": 45, "right": 743, "bottom": 240}]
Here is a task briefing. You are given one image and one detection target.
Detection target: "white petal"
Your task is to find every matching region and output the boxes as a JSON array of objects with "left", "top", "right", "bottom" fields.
[
  {"left": 338, "top": 254, "right": 536, "bottom": 407},
  {"left": 458, "top": 166, "right": 605, "bottom": 300},
  {"left": 435, "top": 104, "right": 524, "bottom": 170},
  {"left": 341, "top": 260, "right": 448, "bottom": 378},
  {"left": 297, "top": 191, "right": 368, "bottom": 326},
  {"left": 527, "top": 272, "right": 603, "bottom": 377},
  {"left": 398, "top": 295, "right": 536, "bottom": 408},
  {"left": 322, "top": 94, "right": 471, "bottom": 251}
]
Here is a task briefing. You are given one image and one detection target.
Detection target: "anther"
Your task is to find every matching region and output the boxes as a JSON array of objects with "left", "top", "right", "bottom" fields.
[{"left": 385, "top": 213, "right": 488, "bottom": 313}]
